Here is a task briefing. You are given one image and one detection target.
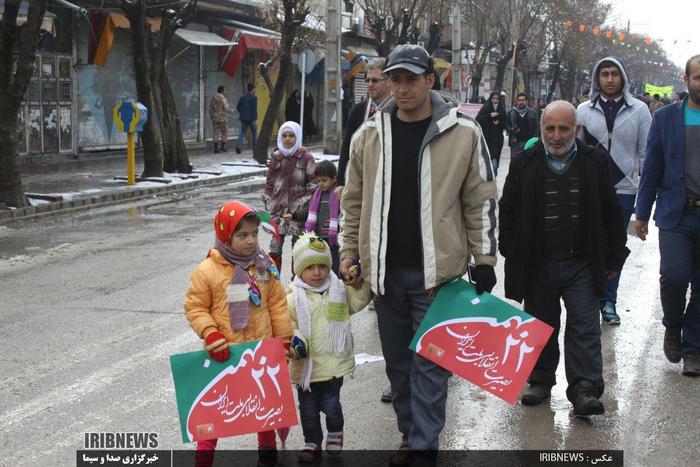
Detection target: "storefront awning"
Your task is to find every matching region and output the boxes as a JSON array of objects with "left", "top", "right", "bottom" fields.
[
  {"left": 433, "top": 57, "right": 452, "bottom": 83},
  {"left": 92, "top": 12, "right": 161, "bottom": 66},
  {"left": 218, "top": 26, "right": 280, "bottom": 77},
  {"left": 344, "top": 46, "right": 378, "bottom": 78},
  {"left": 307, "top": 58, "right": 325, "bottom": 85},
  {"left": 175, "top": 28, "right": 235, "bottom": 47}
]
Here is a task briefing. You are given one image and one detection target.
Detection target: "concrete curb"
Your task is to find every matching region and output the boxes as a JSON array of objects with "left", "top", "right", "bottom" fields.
[{"left": 0, "top": 168, "right": 268, "bottom": 224}]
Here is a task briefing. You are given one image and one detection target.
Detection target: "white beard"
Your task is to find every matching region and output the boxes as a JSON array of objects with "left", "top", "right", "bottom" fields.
[{"left": 544, "top": 138, "right": 576, "bottom": 157}]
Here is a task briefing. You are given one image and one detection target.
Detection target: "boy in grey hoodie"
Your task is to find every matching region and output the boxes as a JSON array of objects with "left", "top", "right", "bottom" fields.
[{"left": 576, "top": 56, "right": 652, "bottom": 325}]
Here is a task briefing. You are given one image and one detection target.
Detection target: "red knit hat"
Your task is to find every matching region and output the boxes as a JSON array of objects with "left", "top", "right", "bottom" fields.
[{"left": 214, "top": 200, "right": 255, "bottom": 243}]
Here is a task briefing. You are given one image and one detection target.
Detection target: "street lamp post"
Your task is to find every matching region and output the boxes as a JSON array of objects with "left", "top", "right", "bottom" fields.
[
  {"left": 323, "top": 0, "right": 342, "bottom": 154},
  {"left": 450, "top": 7, "right": 462, "bottom": 101}
]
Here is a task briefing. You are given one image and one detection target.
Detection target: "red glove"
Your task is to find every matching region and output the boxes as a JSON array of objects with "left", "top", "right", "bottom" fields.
[{"left": 205, "top": 331, "right": 230, "bottom": 362}]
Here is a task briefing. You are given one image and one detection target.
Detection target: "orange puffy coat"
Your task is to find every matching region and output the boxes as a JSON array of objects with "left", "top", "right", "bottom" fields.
[{"left": 184, "top": 248, "right": 293, "bottom": 344}]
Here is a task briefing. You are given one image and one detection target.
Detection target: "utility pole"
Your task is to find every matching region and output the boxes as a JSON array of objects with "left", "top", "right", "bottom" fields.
[
  {"left": 450, "top": 7, "right": 462, "bottom": 101},
  {"left": 323, "top": 0, "right": 342, "bottom": 154}
]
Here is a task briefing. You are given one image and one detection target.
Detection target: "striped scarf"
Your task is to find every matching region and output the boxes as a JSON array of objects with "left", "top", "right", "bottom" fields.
[
  {"left": 213, "top": 238, "right": 277, "bottom": 330},
  {"left": 293, "top": 272, "right": 351, "bottom": 391},
  {"left": 304, "top": 187, "right": 340, "bottom": 246}
]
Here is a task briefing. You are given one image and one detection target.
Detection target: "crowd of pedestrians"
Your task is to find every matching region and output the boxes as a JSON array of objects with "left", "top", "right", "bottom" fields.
[{"left": 188, "top": 47, "right": 700, "bottom": 467}]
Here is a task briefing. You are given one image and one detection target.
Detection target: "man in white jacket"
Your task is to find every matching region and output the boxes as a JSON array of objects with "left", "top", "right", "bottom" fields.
[{"left": 576, "top": 56, "right": 652, "bottom": 325}]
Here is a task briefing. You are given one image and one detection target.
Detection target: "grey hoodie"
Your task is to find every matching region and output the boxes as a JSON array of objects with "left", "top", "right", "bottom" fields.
[{"left": 576, "top": 56, "right": 652, "bottom": 194}]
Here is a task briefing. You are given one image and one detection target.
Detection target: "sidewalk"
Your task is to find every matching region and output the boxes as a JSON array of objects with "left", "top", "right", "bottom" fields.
[{"left": 2, "top": 144, "right": 332, "bottom": 223}]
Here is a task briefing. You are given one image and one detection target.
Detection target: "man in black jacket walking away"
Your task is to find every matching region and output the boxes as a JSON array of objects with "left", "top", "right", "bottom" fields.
[{"left": 499, "top": 101, "right": 630, "bottom": 416}]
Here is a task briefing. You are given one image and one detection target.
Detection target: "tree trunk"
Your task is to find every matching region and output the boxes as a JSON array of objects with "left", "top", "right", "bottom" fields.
[
  {"left": 425, "top": 22, "right": 441, "bottom": 55},
  {"left": 122, "top": 0, "right": 163, "bottom": 178},
  {"left": 253, "top": 12, "right": 296, "bottom": 165},
  {"left": 0, "top": 115, "right": 25, "bottom": 207},
  {"left": 547, "top": 62, "right": 561, "bottom": 103},
  {"left": 158, "top": 74, "right": 191, "bottom": 172},
  {"left": 561, "top": 65, "right": 576, "bottom": 101},
  {"left": 494, "top": 47, "right": 514, "bottom": 94},
  {"left": 150, "top": 5, "right": 194, "bottom": 173},
  {"left": 469, "top": 74, "right": 482, "bottom": 103},
  {"left": 0, "top": 0, "right": 47, "bottom": 207},
  {"left": 254, "top": 53, "right": 292, "bottom": 164},
  {"left": 259, "top": 56, "right": 285, "bottom": 126}
]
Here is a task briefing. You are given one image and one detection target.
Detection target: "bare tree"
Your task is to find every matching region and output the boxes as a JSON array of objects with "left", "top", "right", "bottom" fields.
[
  {"left": 0, "top": 0, "right": 48, "bottom": 207},
  {"left": 543, "top": 0, "right": 609, "bottom": 101},
  {"left": 461, "top": 0, "right": 497, "bottom": 101},
  {"left": 252, "top": 0, "right": 313, "bottom": 164},
  {"left": 490, "top": 0, "right": 546, "bottom": 94},
  {"left": 120, "top": 0, "right": 164, "bottom": 178},
  {"left": 358, "top": 0, "right": 430, "bottom": 56},
  {"left": 149, "top": 1, "right": 197, "bottom": 173}
]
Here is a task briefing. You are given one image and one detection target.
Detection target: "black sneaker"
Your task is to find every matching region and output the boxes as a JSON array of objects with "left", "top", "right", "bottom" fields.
[
  {"left": 521, "top": 384, "right": 551, "bottom": 406},
  {"left": 682, "top": 352, "right": 700, "bottom": 376},
  {"left": 573, "top": 388, "right": 604, "bottom": 416},
  {"left": 381, "top": 385, "right": 393, "bottom": 403},
  {"left": 664, "top": 328, "right": 682, "bottom": 363}
]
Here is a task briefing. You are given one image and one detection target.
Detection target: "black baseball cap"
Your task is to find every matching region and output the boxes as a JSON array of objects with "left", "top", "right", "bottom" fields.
[{"left": 383, "top": 44, "right": 432, "bottom": 75}]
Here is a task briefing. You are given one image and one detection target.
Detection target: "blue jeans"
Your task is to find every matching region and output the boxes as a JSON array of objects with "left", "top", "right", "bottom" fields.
[
  {"left": 659, "top": 208, "right": 700, "bottom": 356},
  {"left": 297, "top": 378, "right": 344, "bottom": 445},
  {"left": 375, "top": 267, "right": 451, "bottom": 451},
  {"left": 601, "top": 193, "right": 636, "bottom": 306},
  {"left": 236, "top": 120, "right": 257, "bottom": 150}
]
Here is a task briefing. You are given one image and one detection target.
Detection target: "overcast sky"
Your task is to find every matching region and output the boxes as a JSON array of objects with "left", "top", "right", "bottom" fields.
[{"left": 607, "top": 0, "right": 697, "bottom": 71}]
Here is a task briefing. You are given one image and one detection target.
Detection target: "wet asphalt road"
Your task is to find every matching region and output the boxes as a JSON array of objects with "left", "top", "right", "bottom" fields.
[{"left": 0, "top": 166, "right": 697, "bottom": 466}]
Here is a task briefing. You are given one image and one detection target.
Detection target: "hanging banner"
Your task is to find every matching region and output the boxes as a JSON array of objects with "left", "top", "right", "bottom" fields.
[
  {"left": 644, "top": 83, "right": 674, "bottom": 97},
  {"left": 170, "top": 338, "right": 298, "bottom": 443},
  {"left": 409, "top": 279, "right": 554, "bottom": 404}
]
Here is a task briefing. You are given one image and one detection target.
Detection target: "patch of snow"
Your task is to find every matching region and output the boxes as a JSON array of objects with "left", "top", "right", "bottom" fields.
[
  {"left": 354, "top": 353, "right": 384, "bottom": 366},
  {"left": 28, "top": 198, "right": 51, "bottom": 206}
]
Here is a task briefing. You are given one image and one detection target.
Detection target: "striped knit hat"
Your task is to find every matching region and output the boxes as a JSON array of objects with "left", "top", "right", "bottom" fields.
[{"left": 293, "top": 232, "right": 332, "bottom": 277}]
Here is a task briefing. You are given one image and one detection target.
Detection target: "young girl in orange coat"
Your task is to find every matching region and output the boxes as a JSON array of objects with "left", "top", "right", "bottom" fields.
[{"left": 184, "top": 200, "right": 293, "bottom": 466}]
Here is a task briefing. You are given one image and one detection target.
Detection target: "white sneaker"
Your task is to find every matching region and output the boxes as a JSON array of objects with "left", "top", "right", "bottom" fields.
[{"left": 325, "top": 432, "right": 343, "bottom": 455}]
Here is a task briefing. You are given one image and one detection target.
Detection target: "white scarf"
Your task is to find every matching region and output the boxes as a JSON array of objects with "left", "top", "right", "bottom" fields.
[
  {"left": 277, "top": 121, "right": 302, "bottom": 157},
  {"left": 293, "top": 272, "right": 352, "bottom": 391}
]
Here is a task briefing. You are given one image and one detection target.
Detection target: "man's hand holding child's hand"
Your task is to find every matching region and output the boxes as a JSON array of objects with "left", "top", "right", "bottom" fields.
[{"left": 340, "top": 258, "right": 364, "bottom": 288}]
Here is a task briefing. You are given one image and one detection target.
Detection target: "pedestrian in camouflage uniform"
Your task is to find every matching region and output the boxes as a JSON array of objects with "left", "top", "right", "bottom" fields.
[{"left": 210, "top": 86, "right": 234, "bottom": 153}]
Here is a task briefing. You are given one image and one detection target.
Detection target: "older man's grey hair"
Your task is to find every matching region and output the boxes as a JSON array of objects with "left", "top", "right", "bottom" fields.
[
  {"left": 366, "top": 57, "right": 387, "bottom": 72},
  {"left": 540, "top": 100, "right": 578, "bottom": 126}
]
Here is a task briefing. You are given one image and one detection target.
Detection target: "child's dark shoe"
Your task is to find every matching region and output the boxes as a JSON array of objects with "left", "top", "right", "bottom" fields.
[
  {"left": 298, "top": 443, "right": 321, "bottom": 463},
  {"left": 257, "top": 446, "right": 278, "bottom": 466}
]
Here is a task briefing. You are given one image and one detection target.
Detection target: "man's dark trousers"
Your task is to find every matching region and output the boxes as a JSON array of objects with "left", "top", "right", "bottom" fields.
[
  {"left": 524, "top": 256, "right": 604, "bottom": 402},
  {"left": 236, "top": 119, "right": 257, "bottom": 151},
  {"left": 375, "top": 267, "right": 451, "bottom": 451},
  {"left": 659, "top": 207, "right": 700, "bottom": 357}
]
